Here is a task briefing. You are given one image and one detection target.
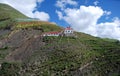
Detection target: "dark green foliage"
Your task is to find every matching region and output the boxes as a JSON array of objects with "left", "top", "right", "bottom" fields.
[
  {"left": 0, "top": 46, "right": 9, "bottom": 59},
  {"left": 0, "top": 46, "right": 8, "bottom": 50},
  {"left": 0, "top": 18, "right": 15, "bottom": 29},
  {"left": 115, "top": 40, "right": 120, "bottom": 44},
  {"left": 93, "top": 49, "right": 120, "bottom": 76},
  {"left": 42, "top": 36, "right": 58, "bottom": 43},
  {"left": 0, "top": 62, "right": 21, "bottom": 76}
]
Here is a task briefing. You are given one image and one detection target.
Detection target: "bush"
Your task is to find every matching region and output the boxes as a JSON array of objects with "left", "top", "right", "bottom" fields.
[
  {"left": 0, "top": 46, "right": 8, "bottom": 50},
  {"left": 0, "top": 62, "right": 21, "bottom": 76}
]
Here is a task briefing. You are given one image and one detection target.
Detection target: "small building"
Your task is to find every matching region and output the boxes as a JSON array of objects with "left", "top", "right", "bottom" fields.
[
  {"left": 62, "top": 26, "right": 74, "bottom": 36},
  {"left": 41, "top": 26, "right": 74, "bottom": 37},
  {"left": 42, "top": 31, "right": 61, "bottom": 36}
]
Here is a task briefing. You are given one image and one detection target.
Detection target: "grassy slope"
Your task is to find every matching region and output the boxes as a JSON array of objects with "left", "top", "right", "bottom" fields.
[
  {"left": 0, "top": 31, "right": 120, "bottom": 76},
  {"left": 15, "top": 21, "right": 62, "bottom": 32},
  {"left": 0, "top": 3, "right": 28, "bottom": 29},
  {"left": 0, "top": 3, "right": 27, "bottom": 20},
  {"left": 21, "top": 33, "right": 119, "bottom": 76},
  {"left": 0, "top": 3, "right": 61, "bottom": 31},
  {"left": 1, "top": 32, "right": 119, "bottom": 76}
]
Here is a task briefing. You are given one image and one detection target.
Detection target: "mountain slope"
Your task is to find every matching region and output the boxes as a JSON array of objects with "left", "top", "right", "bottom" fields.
[
  {"left": 0, "top": 3, "right": 28, "bottom": 29},
  {"left": 0, "top": 3, "right": 120, "bottom": 76},
  {"left": 0, "top": 28, "right": 120, "bottom": 76},
  {"left": 0, "top": 3, "right": 28, "bottom": 20}
]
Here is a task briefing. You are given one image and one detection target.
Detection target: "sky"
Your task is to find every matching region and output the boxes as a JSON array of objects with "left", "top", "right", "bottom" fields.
[{"left": 0, "top": 0, "right": 120, "bottom": 40}]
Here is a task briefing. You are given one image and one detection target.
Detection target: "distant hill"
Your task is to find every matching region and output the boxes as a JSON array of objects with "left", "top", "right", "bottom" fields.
[
  {"left": 0, "top": 3, "right": 120, "bottom": 76},
  {"left": 0, "top": 3, "right": 28, "bottom": 29},
  {"left": 0, "top": 3, "right": 28, "bottom": 20},
  {"left": 0, "top": 3, "right": 60, "bottom": 30}
]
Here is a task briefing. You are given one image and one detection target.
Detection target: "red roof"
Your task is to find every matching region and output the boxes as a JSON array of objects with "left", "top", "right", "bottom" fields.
[{"left": 41, "top": 26, "right": 73, "bottom": 36}]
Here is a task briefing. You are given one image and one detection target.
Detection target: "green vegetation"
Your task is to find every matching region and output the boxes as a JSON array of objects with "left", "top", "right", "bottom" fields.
[
  {"left": 21, "top": 35, "right": 120, "bottom": 76},
  {"left": 0, "top": 19, "right": 15, "bottom": 29},
  {"left": 0, "top": 31, "right": 119, "bottom": 76},
  {"left": 0, "top": 3, "right": 28, "bottom": 29},
  {"left": 0, "top": 46, "right": 10, "bottom": 63},
  {"left": 15, "top": 21, "right": 62, "bottom": 32},
  {"left": 0, "top": 62, "right": 21, "bottom": 76},
  {"left": 0, "top": 3, "right": 62, "bottom": 31},
  {"left": 0, "top": 3, "right": 27, "bottom": 20},
  {"left": 0, "top": 46, "right": 8, "bottom": 50}
]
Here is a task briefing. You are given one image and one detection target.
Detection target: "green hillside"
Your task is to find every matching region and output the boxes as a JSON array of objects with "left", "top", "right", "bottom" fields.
[
  {"left": 0, "top": 3, "right": 60, "bottom": 30},
  {"left": 0, "top": 3, "right": 28, "bottom": 29},
  {"left": 0, "top": 28, "right": 120, "bottom": 76},
  {"left": 0, "top": 3, "right": 27, "bottom": 20},
  {"left": 0, "top": 3, "right": 120, "bottom": 76}
]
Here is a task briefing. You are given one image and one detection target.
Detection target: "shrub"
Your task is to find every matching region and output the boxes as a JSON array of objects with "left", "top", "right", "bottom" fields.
[{"left": 0, "top": 62, "right": 21, "bottom": 76}]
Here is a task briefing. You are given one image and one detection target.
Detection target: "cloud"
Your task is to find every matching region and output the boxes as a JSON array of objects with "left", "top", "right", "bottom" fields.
[
  {"left": 104, "top": 11, "right": 111, "bottom": 15},
  {"left": 56, "top": 5, "right": 120, "bottom": 40},
  {"left": 104, "top": 11, "right": 112, "bottom": 20},
  {"left": 96, "top": 18, "right": 120, "bottom": 40},
  {"left": 56, "top": 6, "right": 104, "bottom": 36},
  {"left": 56, "top": 10, "right": 63, "bottom": 20},
  {"left": 0, "top": 0, "right": 50, "bottom": 21},
  {"left": 56, "top": 0, "right": 78, "bottom": 10},
  {"left": 93, "top": 1, "right": 99, "bottom": 6},
  {"left": 37, "top": 0, "right": 44, "bottom": 3},
  {"left": 33, "top": 11, "right": 50, "bottom": 21}
]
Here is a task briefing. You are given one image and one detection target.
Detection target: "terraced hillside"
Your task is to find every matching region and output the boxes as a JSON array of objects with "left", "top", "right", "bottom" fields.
[{"left": 0, "top": 27, "right": 120, "bottom": 76}]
